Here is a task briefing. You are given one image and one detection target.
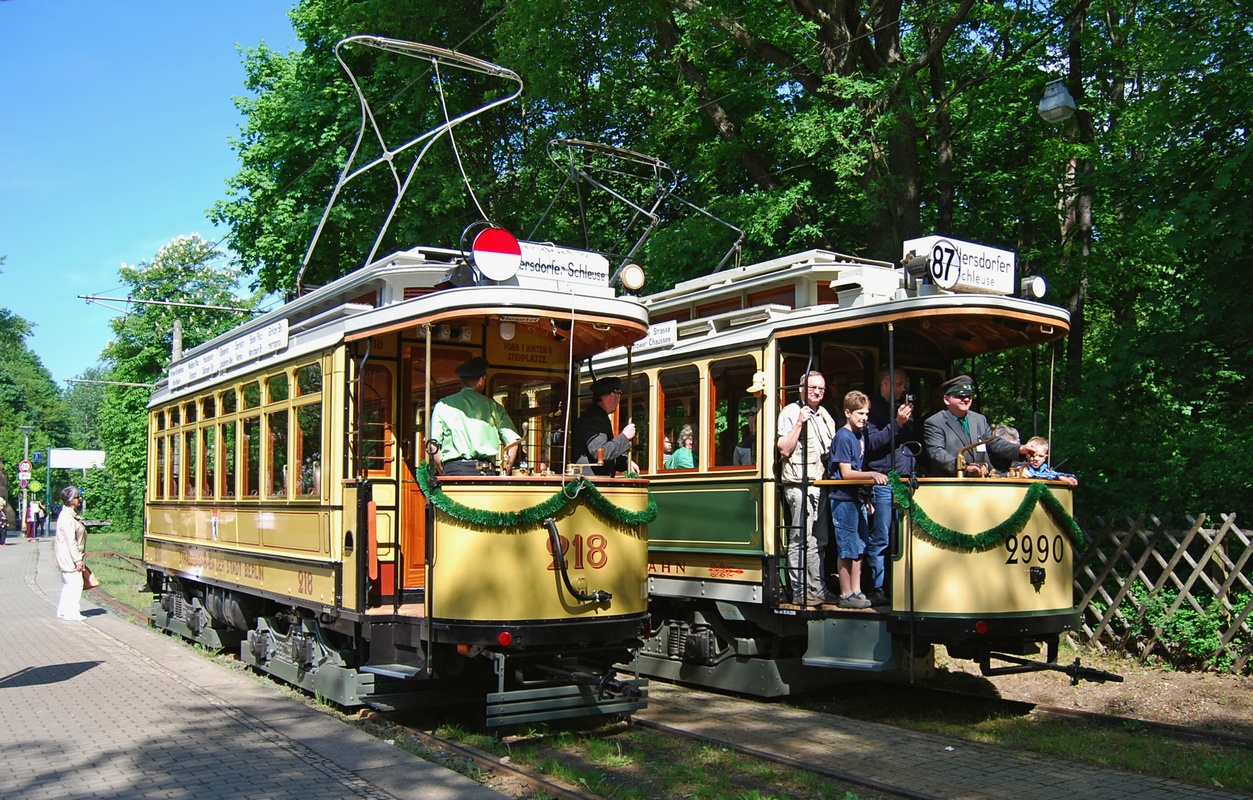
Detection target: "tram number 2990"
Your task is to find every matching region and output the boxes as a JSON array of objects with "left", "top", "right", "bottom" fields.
[{"left": 1004, "top": 533, "right": 1065, "bottom": 565}]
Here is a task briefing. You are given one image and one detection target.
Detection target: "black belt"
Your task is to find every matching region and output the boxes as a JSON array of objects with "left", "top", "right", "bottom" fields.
[{"left": 444, "top": 457, "right": 499, "bottom": 475}]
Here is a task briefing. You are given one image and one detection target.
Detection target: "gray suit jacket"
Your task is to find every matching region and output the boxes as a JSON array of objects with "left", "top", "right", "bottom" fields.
[{"left": 923, "top": 409, "right": 1020, "bottom": 476}]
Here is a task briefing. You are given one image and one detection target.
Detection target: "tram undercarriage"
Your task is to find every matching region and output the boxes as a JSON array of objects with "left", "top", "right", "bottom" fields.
[
  {"left": 147, "top": 573, "right": 647, "bottom": 724},
  {"left": 636, "top": 596, "right": 934, "bottom": 697}
]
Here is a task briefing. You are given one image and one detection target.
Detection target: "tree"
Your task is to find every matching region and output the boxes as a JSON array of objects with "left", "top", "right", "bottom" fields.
[
  {"left": 211, "top": 0, "right": 1251, "bottom": 518},
  {"left": 93, "top": 235, "right": 256, "bottom": 533},
  {"left": 0, "top": 305, "right": 68, "bottom": 517}
]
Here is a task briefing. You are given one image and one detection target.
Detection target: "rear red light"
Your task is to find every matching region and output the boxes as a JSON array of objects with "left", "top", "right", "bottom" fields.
[
  {"left": 497, "top": 631, "right": 514, "bottom": 647},
  {"left": 974, "top": 620, "right": 989, "bottom": 635}
]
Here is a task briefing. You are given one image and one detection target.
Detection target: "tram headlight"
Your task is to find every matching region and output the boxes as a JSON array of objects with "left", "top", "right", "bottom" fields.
[
  {"left": 1020, "top": 275, "right": 1047, "bottom": 299},
  {"left": 619, "top": 263, "right": 646, "bottom": 292}
]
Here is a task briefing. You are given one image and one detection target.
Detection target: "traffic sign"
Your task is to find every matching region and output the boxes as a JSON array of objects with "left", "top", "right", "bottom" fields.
[{"left": 17, "top": 459, "right": 32, "bottom": 480}]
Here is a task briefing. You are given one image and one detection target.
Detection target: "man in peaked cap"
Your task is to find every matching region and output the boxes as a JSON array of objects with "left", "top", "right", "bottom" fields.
[
  {"left": 429, "top": 356, "right": 521, "bottom": 476},
  {"left": 570, "top": 376, "right": 637, "bottom": 476},
  {"left": 923, "top": 374, "right": 1023, "bottom": 476}
]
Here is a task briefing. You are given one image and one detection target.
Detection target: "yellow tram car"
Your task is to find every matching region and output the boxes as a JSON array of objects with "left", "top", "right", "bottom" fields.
[
  {"left": 582, "top": 246, "right": 1098, "bottom": 696},
  {"left": 143, "top": 246, "right": 653, "bottom": 724},
  {"left": 142, "top": 38, "right": 654, "bottom": 726}
]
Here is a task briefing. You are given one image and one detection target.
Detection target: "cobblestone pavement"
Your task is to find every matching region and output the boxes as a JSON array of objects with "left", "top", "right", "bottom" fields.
[{"left": 0, "top": 536, "right": 503, "bottom": 800}]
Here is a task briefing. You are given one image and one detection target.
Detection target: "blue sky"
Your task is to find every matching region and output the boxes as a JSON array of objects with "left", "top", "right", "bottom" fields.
[{"left": 0, "top": 1, "right": 301, "bottom": 388}]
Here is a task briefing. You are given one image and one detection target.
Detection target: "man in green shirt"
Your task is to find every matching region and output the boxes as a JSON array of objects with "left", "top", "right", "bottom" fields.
[{"left": 430, "top": 357, "right": 522, "bottom": 476}]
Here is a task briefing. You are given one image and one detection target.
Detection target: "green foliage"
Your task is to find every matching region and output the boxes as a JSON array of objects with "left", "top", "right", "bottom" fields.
[
  {"left": 207, "top": 1, "right": 1252, "bottom": 521},
  {"left": 1109, "top": 582, "right": 1252, "bottom": 674},
  {"left": 91, "top": 235, "right": 256, "bottom": 533},
  {"left": 0, "top": 305, "right": 69, "bottom": 512}
]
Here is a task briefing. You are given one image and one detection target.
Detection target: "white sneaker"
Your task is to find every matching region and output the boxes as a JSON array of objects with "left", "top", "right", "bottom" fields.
[{"left": 57, "top": 613, "right": 87, "bottom": 621}]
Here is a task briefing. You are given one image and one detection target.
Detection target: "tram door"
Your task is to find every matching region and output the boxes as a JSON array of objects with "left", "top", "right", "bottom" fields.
[{"left": 400, "top": 346, "right": 428, "bottom": 591}]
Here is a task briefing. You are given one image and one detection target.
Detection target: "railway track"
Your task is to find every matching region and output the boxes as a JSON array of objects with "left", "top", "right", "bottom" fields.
[{"left": 83, "top": 576, "right": 1250, "bottom": 798}]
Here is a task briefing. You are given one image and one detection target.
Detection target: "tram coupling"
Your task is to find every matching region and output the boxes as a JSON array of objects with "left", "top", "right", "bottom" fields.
[{"left": 979, "top": 652, "right": 1124, "bottom": 686}]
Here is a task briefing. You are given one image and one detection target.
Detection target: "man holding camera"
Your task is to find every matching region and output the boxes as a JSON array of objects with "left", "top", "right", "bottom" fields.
[{"left": 863, "top": 368, "right": 915, "bottom": 604}]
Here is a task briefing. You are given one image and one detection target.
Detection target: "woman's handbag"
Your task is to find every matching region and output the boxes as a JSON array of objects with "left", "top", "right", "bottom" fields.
[{"left": 82, "top": 565, "right": 101, "bottom": 590}]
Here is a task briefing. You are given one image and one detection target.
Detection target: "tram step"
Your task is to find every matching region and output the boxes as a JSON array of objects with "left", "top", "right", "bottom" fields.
[{"left": 360, "top": 663, "right": 424, "bottom": 679}]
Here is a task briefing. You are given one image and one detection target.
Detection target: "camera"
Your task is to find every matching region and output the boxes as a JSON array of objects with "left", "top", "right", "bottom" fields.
[{"left": 905, "top": 394, "right": 916, "bottom": 404}]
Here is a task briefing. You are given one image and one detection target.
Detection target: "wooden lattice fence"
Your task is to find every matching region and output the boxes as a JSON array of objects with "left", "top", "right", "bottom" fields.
[{"left": 1074, "top": 514, "right": 1253, "bottom": 672}]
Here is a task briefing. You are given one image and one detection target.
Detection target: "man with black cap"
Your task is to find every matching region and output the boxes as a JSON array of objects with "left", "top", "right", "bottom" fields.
[
  {"left": 571, "top": 376, "right": 637, "bottom": 476},
  {"left": 923, "top": 374, "right": 1021, "bottom": 476},
  {"left": 429, "top": 356, "right": 521, "bottom": 476}
]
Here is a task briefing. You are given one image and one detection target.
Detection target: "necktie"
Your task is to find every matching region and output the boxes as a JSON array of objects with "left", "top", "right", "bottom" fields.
[{"left": 959, "top": 415, "right": 970, "bottom": 437}]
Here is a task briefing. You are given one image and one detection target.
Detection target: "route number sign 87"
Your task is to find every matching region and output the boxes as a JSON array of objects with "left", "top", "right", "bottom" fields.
[{"left": 930, "top": 241, "right": 961, "bottom": 289}]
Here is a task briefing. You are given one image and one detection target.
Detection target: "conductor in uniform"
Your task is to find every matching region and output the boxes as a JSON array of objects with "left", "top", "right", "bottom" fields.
[
  {"left": 923, "top": 374, "right": 1022, "bottom": 476},
  {"left": 429, "top": 356, "right": 522, "bottom": 476},
  {"left": 571, "top": 377, "right": 637, "bottom": 476}
]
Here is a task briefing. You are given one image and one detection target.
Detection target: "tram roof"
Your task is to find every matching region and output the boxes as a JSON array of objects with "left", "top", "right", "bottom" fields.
[
  {"left": 150, "top": 245, "right": 648, "bottom": 407},
  {"left": 599, "top": 248, "right": 1070, "bottom": 366}
]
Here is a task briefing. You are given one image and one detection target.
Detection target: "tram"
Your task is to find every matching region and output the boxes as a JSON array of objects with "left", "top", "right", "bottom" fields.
[
  {"left": 585, "top": 243, "right": 1109, "bottom": 696},
  {"left": 141, "top": 38, "right": 652, "bottom": 726}
]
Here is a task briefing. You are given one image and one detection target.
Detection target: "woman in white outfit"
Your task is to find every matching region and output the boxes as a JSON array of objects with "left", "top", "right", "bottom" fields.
[{"left": 54, "top": 486, "right": 87, "bottom": 621}]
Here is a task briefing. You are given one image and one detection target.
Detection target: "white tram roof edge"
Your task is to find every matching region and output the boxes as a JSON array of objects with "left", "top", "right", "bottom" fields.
[{"left": 150, "top": 245, "right": 649, "bottom": 407}]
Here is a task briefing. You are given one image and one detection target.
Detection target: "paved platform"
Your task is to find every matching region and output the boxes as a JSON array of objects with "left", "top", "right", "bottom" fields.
[
  {"left": 0, "top": 537, "right": 505, "bottom": 800},
  {"left": 637, "top": 682, "right": 1251, "bottom": 799}
]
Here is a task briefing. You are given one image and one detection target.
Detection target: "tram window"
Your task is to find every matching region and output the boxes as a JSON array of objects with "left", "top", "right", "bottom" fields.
[
  {"left": 156, "top": 411, "right": 166, "bottom": 431},
  {"left": 492, "top": 376, "right": 564, "bottom": 473},
  {"left": 820, "top": 345, "right": 869, "bottom": 411},
  {"left": 296, "top": 363, "right": 322, "bottom": 396},
  {"left": 169, "top": 407, "right": 181, "bottom": 427},
  {"left": 154, "top": 437, "right": 165, "bottom": 499},
  {"left": 202, "top": 426, "right": 216, "bottom": 499},
  {"left": 266, "top": 410, "right": 289, "bottom": 499},
  {"left": 242, "top": 381, "right": 261, "bottom": 410},
  {"left": 710, "top": 356, "right": 758, "bottom": 468},
  {"left": 184, "top": 430, "right": 198, "bottom": 499},
  {"left": 268, "top": 373, "right": 290, "bottom": 404},
  {"left": 185, "top": 401, "right": 198, "bottom": 424},
  {"left": 659, "top": 365, "right": 700, "bottom": 470},
  {"left": 222, "top": 388, "right": 237, "bottom": 414},
  {"left": 242, "top": 416, "right": 261, "bottom": 497},
  {"left": 169, "top": 433, "right": 182, "bottom": 499},
  {"left": 624, "top": 374, "right": 649, "bottom": 474},
  {"left": 361, "top": 365, "right": 392, "bottom": 473},
  {"left": 294, "top": 404, "right": 322, "bottom": 497},
  {"left": 220, "top": 420, "right": 237, "bottom": 498},
  {"left": 203, "top": 396, "right": 216, "bottom": 420}
]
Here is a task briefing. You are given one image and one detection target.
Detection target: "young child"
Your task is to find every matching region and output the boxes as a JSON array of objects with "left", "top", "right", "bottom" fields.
[
  {"left": 1021, "top": 436, "right": 1078, "bottom": 486},
  {"left": 827, "top": 391, "right": 889, "bottom": 609}
]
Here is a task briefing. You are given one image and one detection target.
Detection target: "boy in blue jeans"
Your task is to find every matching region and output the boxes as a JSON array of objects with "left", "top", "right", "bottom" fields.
[{"left": 828, "top": 391, "right": 889, "bottom": 609}]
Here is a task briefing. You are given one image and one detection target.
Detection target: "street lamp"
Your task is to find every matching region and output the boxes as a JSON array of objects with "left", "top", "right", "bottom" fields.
[{"left": 1038, "top": 79, "right": 1077, "bottom": 123}]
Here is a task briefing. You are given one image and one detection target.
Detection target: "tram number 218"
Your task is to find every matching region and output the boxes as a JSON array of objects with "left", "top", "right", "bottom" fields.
[
  {"left": 546, "top": 534, "right": 609, "bottom": 570},
  {"left": 1004, "top": 533, "right": 1065, "bottom": 565}
]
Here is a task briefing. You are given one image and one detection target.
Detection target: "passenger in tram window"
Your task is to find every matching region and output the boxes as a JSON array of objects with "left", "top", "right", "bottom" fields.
[
  {"left": 429, "top": 357, "right": 521, "bottom": 476},
  {"left": 1021, "top": 436, "right": 1078, "bottom": 486},
  {"left": 828, "top": 390, "right": 888, "bottom": 610},
  {"left": 922, "top": 375, "right": 1023, "bottom": 477},
  {"left": 732, "top": 407, "right": 758, "bottom": 466},
  {"left": 776, "top": 370, "right": 838, "bottom": 607},
  {"left": 570, "top": 377, "right": 637, "bottom": 476},
  {"left": 664, "top": 425, "right": 696, "bottom": 469},
  {"left": 863, "top": 368, "right": 916, "bottom": 604}
]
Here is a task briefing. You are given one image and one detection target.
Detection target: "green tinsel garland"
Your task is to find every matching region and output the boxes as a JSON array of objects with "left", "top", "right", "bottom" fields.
[
  {"left": 416, "top": 463, "right": 657, "bottom": 529},
  {"left": 887, "top": 471, "right": 1086, "bottom": 553}
]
